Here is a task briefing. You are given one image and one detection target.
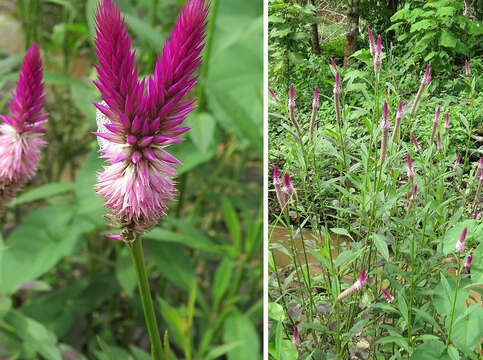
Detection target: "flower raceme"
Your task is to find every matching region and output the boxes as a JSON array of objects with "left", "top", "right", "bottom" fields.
[
  {"left": 273, "top": 166, "right": 286, "bottom": 213},
  {"left": 337, "top": 269, "right": 366, "bottom": 302},
  {"left": 379, "top": 101, "right": 390, "bottom": 163},
  {"left": 93, "top": 0, "right": 208, "bottom": 236},
  {"left": 455, "top": 227, "right": 467, "bottom": 253},
  {"left": 410, "top": 133, "right": 422, "bottom": 152},
  {"left": 406, "top": 153, "right": 415, "bottom": 180},
  {"left": 410, "top": 64, "right": 431, "bottom": 116},
  {"left": 382, "top": 289, "right": 395, "bottom": 304},
  {"left": 0, "top": 44, "right": 47, "bottom": 208},
  {"left": 333, "top": 72, "right": 342, "bottom": 127},
  {"left": 291, "top": 327, "right": 300, "bottom": 348},
  {"left": 430, "top": 105, "right": 440, "bottom": 144},
  {"left": 309, "top": 86, "right": 319, "bottom": 140}
]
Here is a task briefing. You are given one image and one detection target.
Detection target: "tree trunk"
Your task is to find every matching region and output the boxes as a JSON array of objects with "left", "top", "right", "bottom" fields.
[
  {"left": 343, "top": 0, "right": 360, "bottom": 67},
  {"left": 309, "top": 0, "right": 320, "bottom": 55}
]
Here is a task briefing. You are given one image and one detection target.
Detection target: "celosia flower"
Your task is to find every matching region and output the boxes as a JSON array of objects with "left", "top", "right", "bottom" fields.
[
  {"left": 465, "top": 60, "right": 470, "bottom": 76},
  {"left": 0, "top": 43, "right": 47, "bottom": 209},
  {"left": 406, "top": 153, "right": 415, "bottom": 179},
  {"left": 374, "top": 35, "right": 382, "bottom": 74},
  {"left": 330, "top": 58, "right": 337, "bottom": 72},
  {"left": 282, "top": 173, "right": 297, "bottom": 205},
  {"left": 379, "top": 101, "right": 390, "bottom": 163},
  {"left": 382, "top": 289, "right": 395, "bottom": 304},
  {"left": 269, "top": 87, "right": 280, "bottom": 104},
  {"left": 430, "top": 106, "right": 440, "bottom": 144},
  {"left": 309, "top": 86, "right": 319, "bottom": 140},
  {"left": 455, "top": 226, "right": 467, "bottom": 253},
  {"left": 273, "top": 166, "right": 286, "bottom": 212},
  {"left": 453, "top": 154, "right": 461, "bottom": 172},
  {"left": 444, "top": 113, "right": 450, "bottom": 133},
  {"left": 334, "top": 72, "right": 342, "bottom": 127},
  {"left": 288, "top": 84, "right": 302, "bottom": 137},
  {"left": 437, "top": 132, "right": 442, "bottom": 153},
  {"left": 337, "top": 269, "right": 366, "bottom": 301},
  {"left": 368, "top": 27, "right": 375, "bottom": 56},
  {"left": 93, "top": 0, "right": 208, "bottom": 235},
  {"left": 291, "top": 327, "right": 300, "bottom": 348},
  {"left": 410, "top": 64, "right": 430, "bottom": 116},
  {"left": 464, "top": 254, "right": 472, "bottom": 270},
  {"left": 391, "top": 101, "right": 403, "bottom": 143},
  {"left": 410, "top": 133, "right": 422, "bottom": 151}
]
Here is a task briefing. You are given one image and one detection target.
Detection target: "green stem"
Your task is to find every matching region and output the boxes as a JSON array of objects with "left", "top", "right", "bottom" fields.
[
  {"left": 445, "top": 254, "right": 462, "bottom": 350},
  {"left": 129, "top": 236, "right": 163, "bottom": 360}
]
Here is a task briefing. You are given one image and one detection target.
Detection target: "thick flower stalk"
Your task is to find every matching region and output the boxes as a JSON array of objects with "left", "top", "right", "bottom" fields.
[
  {"left": 437, "top": 132, "right": 443, "bottom": 153},
  {"left": 455, "top": 227, "right": 467, "bottom": 253},
  {"left": 288, "top": 84, "right": 302, "bottom": 139},
  {"left": 273, "top": 166, "right": 286, "bottom": 213},
  {"left": 410, "top": 133, "right": 422, "bottom": 152},
  {"left": 93, "top": 0, "right": 208, "bottom": 236},
  {"left": 453, "top": 154, "right": 461, "bottom": 172},
  {"left": 382, "top": 289, "right": 395, "bottom": 304},
  {"left": 337, "top": 269, "right": 366, "bottom": 302},
  {"left": 406, "top": 153, "right": 415, "bottom": 180},
  {"left": 430, "top": 106, "right": 440, "bottom": 144},
  {"left": 0, "top": 43, "right": 47, "bottom": 210},
  {"left": 333, "top": 72, "right": 342, "bottom": 127},
  {"left": 309, "top": 86, "right": 318, "bottom": 141},
  {"left": 373, "top": 35, "right": 382, "bottom": 75},
  {"left": 465, "top": 59, "right": 470, "bottom": 76},
  {"left": 410, "top": 64, "right": 431, "bottom": 116},
  {"left": 379, "top": 101, "right": 390, "bottom": 163},
  {"left": 444, "top": 113, "right": 450, "bottom": 133},
  {"left": 391, "top": 101, "right": 403, "bottom": 143}
]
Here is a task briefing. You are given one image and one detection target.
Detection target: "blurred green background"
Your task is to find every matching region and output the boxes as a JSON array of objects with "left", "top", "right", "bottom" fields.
[{"left": 0, "top": 0, "right": 263, "bottom": 359}]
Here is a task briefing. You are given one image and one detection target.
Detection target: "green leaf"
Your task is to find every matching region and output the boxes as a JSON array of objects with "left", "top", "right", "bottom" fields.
[
  {"left": 450, "top": 304, "right": 483, "bottom": 355},
  {"left": 144, "top": 226, "right": 219, "bottom": 253},
  {"left": 410, "top": 19, "right": 436, "bottom": 32},
  {"left": 434, "top": 274, "right": 469, "bottom": 318},
  {"left": 115, "top": 247, "right": 136, "bottom": 295},
  {"left": 169, "top": 137, "right": 217, "bottom": 175},
  {"left": 71, "top": 81, "right": 97, "bottom": 123},
  {"left": 397, "top": 292, "right": 408, "bottom": 325},
  {"left": 189, "top": 112, "right": 216, "bottom": 153},
  {"left": 205, "top": 341, "right": 244, "bottom": 360},
  {"left": 330, "top": 227, "right": 353, "bottom": 240},
  {"left": 213, "top": 258, "right": 234, "bottom": 310},
  {"left": 280, "top": 339, "right": 298, "bottom": 360},
  {"left": 5, "top": 310, "right": 62, "bottom": 360},
  {"left": 372, "top": 234, "right": 389, "bottom": 261},
  {"left": 96, "top": 337, "right": 133, "bottom": 360},
  {"left": 8, "top": 182, "right": 74, "bottom": 207},
  {"left": 439, "top": 30, "right": 457, "bottom": 48},
  {"left": 268, "top": 302, "right": 285, "bottom": 322},
  {"left": 223, "top": 197, "right": 242, "bottom": 249},
  {"left": 470, "top": 242, "right": 483, "bottom": 283},
  {"left": 223, "top": 311, "right": 259, "bottom": 360},
  {"left": 410, "top": 340, "right": 450, "bottom": 360}
]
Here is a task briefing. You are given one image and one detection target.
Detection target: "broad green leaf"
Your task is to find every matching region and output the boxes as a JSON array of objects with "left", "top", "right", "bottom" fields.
[
  {"left": 223, "top": 311, "right": 259, "bottom": 360},
  {"left": 442, "top": 220, "right": 481, "bottom": 255},
  {"left": 8, "top": 182, "right": 74, "bottom": 207},
  {"left": 280, "top": 339, "right": 298, "bottom": 360},
  {"left": 470, "top": 242, "right": 483, "bottom": 283},
  {"left": 205, "top": 341, "right": 244, "bottom": 360},
  {"left": 434, "top": 275, "right": 469, "bottom": 318},
  {"left": 410, "top": 340, "right": 450, "bottom": 360},
  {"left": 169, "top": 137, "right": 217, "bottom": 174},
  {"left": 450, "top": 304, "right": 483, "bottom": 355},
  {"left": 223, "top": 197, "right": 242, "bottom": 249},
  {"left": 439, "top": 30, "right": 457, "bottom": 48},
  {"left": 145, "top": 226, "right": 219, "bottom": 253},
  {"left": 372, "top": 233, "right": 389, "bottom": 261},
  {"left": 330, "top": 227, "right": 353, "bottom": 240},
  {"left": 213, "top": 258, "right": 234, "bottom": 310},
  {"left": 268, "top": 302, "right": 285, "bottom": 322},
  {"left": 96, "top": 337, "right": 133, "bottom": 360},
  {"left": 71, "top": 81, "right": 97, "bottom": 124}
]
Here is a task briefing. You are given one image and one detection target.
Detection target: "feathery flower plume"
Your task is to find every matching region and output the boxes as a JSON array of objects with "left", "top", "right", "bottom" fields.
[
  {"left": 410, "top": 64, "right": 430, "bottom": 115},
  {"left": 444, "top": 113, "right": 450, "bottom": 133},
  {"left": 437, "top": 132, "right": 443, "bottom": 153},
  {"left": 406, "top": 153, "right": 415, "bottom": 179},
  {"left": 374, "top": 35, "right": 382, "bottom": 74},
  {"left": 282, "top": 172, "right": 298, "bottom": 206},
  {"left": 273, "top": 166, "right": 286, "bottom": 212},
  {"left": 430, "top": 106, "right": 440, "bottom": 144},
  {"left": 337, "top": 269, "right": 366, "bottom": 301},
  {"left": 410, "top": 133, "right": 422, "bottom": 151},
  {"left": 382, "top": 289, "right": 395, "bottom": 304},
  {"left": 288, "top": 84, "right": 302, "bottom": 138},
  {"left": 379, "top": 101, "right": 390, "bottom": 163},
  {"left": 269, "top": 87, "right": 280, "bottom": 104},
  {"left": 455, "top": 227, "right": 467, "bottom": 253},
  {"left": 464, "top": 254, "right": 472, "bottom": 270},
  {"left": 333, "top": 72, "right": 342, "bottom": 127},
  {"left": 391, "top": 101, "right": 403, "bottom": 143},
  {"left": 465, "top": 60, "right": 470, "bottom": 76},
  {"left": 368, "top": 28, "right": 375, "bottom": 56},
  {"left": 309, "top": 86, "right": 319, "bottom": 140},
  {"left": 291, "top": 327, "right": 300, "bottom": 348},
  {"left": 453, "top": 154, "right": 461, "bottom": 172},
  {"left": 93, "top": 0, "right": 208, "bottom": 236},
  {"left": 330, "top": 58, "right": 337, "bottom": 72},
  {"left": 0, "top": 43, "right": 47, "bottom": 209}
]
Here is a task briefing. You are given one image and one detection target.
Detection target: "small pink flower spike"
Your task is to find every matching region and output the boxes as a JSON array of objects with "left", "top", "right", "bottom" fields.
[
  {"left": 337, "top": 269, "right": 366, "bottom": 301},
  {"left": 282, "top": 173, "right": 294, "bottom": 196},
  {"left": 406, "top": 153, "right": 415, "bottom": 179},
  {"left": 382, "top": 102, "right": 389, "bottom": 124},
  {"left": 309, "top": 87, "right": 319, "bottom": 140},
  {"left": 382, "top": 289, "right": 395, "bottom": 304},
  {"left": 455, "top": 226, "right": 467, "bottom": 253},
  {"left": 444, "top": 113, "right": 450, "bottom": 133},
  {"left": 330, "top": 58, "right": 337, "bottom": 72},
  {"left": 374, "top": 35, "right": 382, "bottom": 74},
  {"left": 437, "top": 132, "right": 442, "bottom": 152},
  {"left": 464, "top": 255, "right": 473, "bottom": 269},
  {"left": 423, "top": 64, "right": 431, "bottom": 85},
  {"left": 288, "top": 84, "right": 295, "bottom": 108},
  {"left": 465, "top": 60, "right": 470, "bottom": 76},
  {"left": 313, "top": 87, "right": 319, "bottom": 109},
  {"left": 368, "top": 28, "right": 375, "bottom": 56},
  {"left": 430, "top": 106, "right": 440, "bottom": 143},
  {"left": 453, "top": 154, "right": 461, "bottom": 171},
  {"left": 291, "top": 327, "right": 300, "bottom": 348},
  {"left": 410, "top": 133, "right": 422, "bottom": 151},
  {"left": 273, "top": 166, "right": 286, "bottom": 212},
  {"left": 269, "top": 88, "right": 280, "bottom": 103},
  {"left": 333, "top": 72, "right": 341, "bottom": 95}
]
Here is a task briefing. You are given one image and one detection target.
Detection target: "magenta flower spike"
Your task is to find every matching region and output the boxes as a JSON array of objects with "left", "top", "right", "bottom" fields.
[
  {"left": 269, "top": 87, "right": 280, "bottom": 104},
  {"left": 334, "top": 72, "right": 342, "bottom": 127},
  {"left": 333, "top": 72, "right": 341, "bottom": 95},
  {"left": 287, "top": 84, "right": 302, "bottom": 137},
  {"left": 379, "top": 101, "right": 390, "bottom": 163},
  {"left": 423, "top": 64, "right": 431, "bottom": 85},
  {"left": 410, "top": 64, "right": 430, "bottom": 116},
  {"left": 465, "top": 60, "right": 470, "bottom": 76},
  {"left": 410, "top": 133, "right": 422, "bottom": 152},
  {"left": 273, "top": 166, "right": 286, "bottom": 212},
  {"left": 330, "top": 57, "right": 337, "bottom": 72},
  {"left": 288, "top": 84, "right": 295, "bottom": 108},
  {"left": 291, "top": 326, "right": 300, "bottom": 348},
  {"left": 453, "top": 154, "right": 461, "bottom": 172},
  {"left": 309, "top": 86, "right": 319, "bottom": 140},
  {"left": 430, "top": 106, "right": 440, "bottom": 144},
  {"left": 337, "top": 269, "right": 366, "bottom": 301},
  {"left": 374, "top": 35, "right": 382, "bottom": 74},
  {"left": 93, "top": 0, "right": 208, "bottom": 236},
  {"left": 464, "top": 254, "right": 473, "bottom": 270},
  {"left": 455, "top": 227, "right": 467, "bottom": 253},
  {"left": 382, "top": 289, "right": 395, "bottom": 304},
  {"left": 0, "top": 43, "right": 47, "bottom": 208},
  {"left": 282, "top": 173, "right": 294, "bottom": 196},
  {"left": 406, "top": 153, "right": 415, "bottom": 179},
  {"left": 368, "top": 27, "right": 375, "bottom": 56},
  {"left": 437, "top": 132, "right": 443, "bottom": 153},
  {"left": 444, "top": 113, "right": 450, "bottom": 133}
]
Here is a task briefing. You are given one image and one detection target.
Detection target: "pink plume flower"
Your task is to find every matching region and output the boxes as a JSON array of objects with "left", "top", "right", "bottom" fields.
[
  {"left": 368, "top": 28, "right": 375, "bottom": 56},
  {"left": 430, "top": 106, "right": 440, "bottom": 144},
  {"left": 453, "top": 154, "right": 461, "bottom": 172},
  {"left": 291, "top": 327, "right": 300, "bottom": 348},
  {"left": 334, "top": 72, "right": 342, "bottom": 127},
  {"left": 444, "top": 113, "right": 450, "bottom": 133},
  {"left": 464, "top": 254, "right": 473, "bottom": 269},
  {"left": 406, "top": 153, "right": 415, "bottom": 179},
  {"left": 374, "top": 35, "right": 382, "bottom": 74},
  {"left": 410, "top": 64, "right": 430, "bottom": 116},
  {"left": 455, "top": 227, "right": 467, "bottom": 253},
  {"left": 282, "top": 173, "right": 294, "bottom": 196},
  {"left": 423, "top": 64, "right": 431, "bottom": 85},
  {"left": 333, "top": 72, "right": 341, "bottom": 95},
  {"left": 312, "top": 86, "right": 319, "bottom": 109},
  {"left": 410, "top": 133, "right": 422, "bottom": 151},
  {"left": 437, "top": 132, "right": 442, "bottom": 153},
  {"left": 382, "top": 289, "right": 395, "bottom": 304},
  {"left": 273, "top": 166, "right": 286, "bottom": 212},
  {"left": 330, "top": 58, "right": 337, "bottom": 72},
  {"left": 93, "top": 0, "right": 208, "bottom": 235},
  {"left": 0, "top": 43, "right": 47, "bottom": 204},
  {"left": 288, "top": 84, "right": 295, "bottom": 108},
  {"left": 269, "top": 88, "right": 280, "bottom": 103},
  {"left": 465, "top": 60, "right": 470, "bottom": 76},
  {"left": 337, "top": 269, "right": 366, "bottom": 301},
  {"left": 309, "top": 87, "right": 319, "bottom": 140},
  {"left": 379, "top": 102, "right": 390, "bottom": 162}
]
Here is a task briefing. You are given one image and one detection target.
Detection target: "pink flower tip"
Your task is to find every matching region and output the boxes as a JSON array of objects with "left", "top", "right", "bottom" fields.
[
  {"left": 333, "top": 72, "right": 340, "bottom": 95},
  {"left": 273, "top": 166, "right": 281, "bottom": 185},
  {"left": 464, "top": 255, "right": 472, "bottom": 269},
  {"left": 330, "top": 58, "right": 337, "bottom": 71},
  {"left": 313, "top": 86, "right": 319, "bottom": 108},
  {"left": 465, "top": 60, "right": 470, "bottom": 76},
  {"left": 269, "top": 87, "right": 280, "bottom": 103},
  {"left": 291, "top": 327, "right": 300, "bottom": 348},
  {"left": 455, "top": 227, "right": 467, "bottom": 253},
  {"left": 376, "top": 35, "right": 382, "bottom": 52},
  {"left": 382, "top": 289, "right": 395, "bottom": 304},
  {"left": 106, "top": 234, "right": 124, "bottom": 241},
  {"left": 434, "top": 106, "right": 441, "bottom": 124}
]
